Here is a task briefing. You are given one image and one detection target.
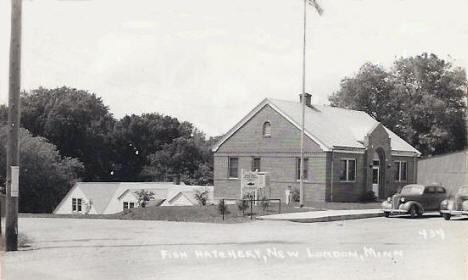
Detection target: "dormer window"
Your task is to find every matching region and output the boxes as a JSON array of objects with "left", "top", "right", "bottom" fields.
[{"left": 263, "top": 122, "right": 271, "bottom": 137}]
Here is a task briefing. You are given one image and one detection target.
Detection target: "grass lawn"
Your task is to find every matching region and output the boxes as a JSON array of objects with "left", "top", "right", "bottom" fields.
[
  {"left": 112, "top": 203, "right": 312, "bottom": 223},
  {"left": 18, "top": 200, "right": 381, "bottom": 223},
  {"left": 20, "top": 203, "right": 314, "bottom": 223}
]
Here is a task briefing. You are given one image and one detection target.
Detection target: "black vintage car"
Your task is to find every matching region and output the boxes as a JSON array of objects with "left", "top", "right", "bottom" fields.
[
  {"left": 381, "top": 184, "right": 447, "bottom": 218},
  {"left": 440, "top": 186, "right": 468, "bottom": 220}
]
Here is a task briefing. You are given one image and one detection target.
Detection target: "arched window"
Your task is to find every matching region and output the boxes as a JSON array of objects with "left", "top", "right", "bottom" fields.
[{"left": 263, "top": 121, "right": 271, "bottom": 137}]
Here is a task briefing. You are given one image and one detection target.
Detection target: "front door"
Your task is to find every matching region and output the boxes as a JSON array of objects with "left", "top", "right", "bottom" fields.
[{"left": 372, "top": 166, "right": 379, "bottom": 198}]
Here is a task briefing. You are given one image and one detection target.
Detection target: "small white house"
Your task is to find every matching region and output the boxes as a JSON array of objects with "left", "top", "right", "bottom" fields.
[
  {"left": 53, "top": 182, "right": 214, "bottom": 215},
  {"left": 161, "top": 190, "right": 198, "bottom": 206}
]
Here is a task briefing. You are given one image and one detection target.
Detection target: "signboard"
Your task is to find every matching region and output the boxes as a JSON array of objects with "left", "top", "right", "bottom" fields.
[
  {"left": 241, "top": 170, "right": 259, "bottom": 190},
  {"left": 11, "top": 166, "right": 19, "bottom": 197},
  {"left": 240, "top": 170, "right": 271, "bottom": 200}
]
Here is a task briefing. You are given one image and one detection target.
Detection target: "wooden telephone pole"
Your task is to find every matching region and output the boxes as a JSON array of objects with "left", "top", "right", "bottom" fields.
[{"left": 5, "top": 0, "right": 22, "bottom": 252}]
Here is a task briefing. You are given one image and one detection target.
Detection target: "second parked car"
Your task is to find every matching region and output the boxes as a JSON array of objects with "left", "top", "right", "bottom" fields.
[
  {"left": 440, "top": 186, "right": 468, "bottom": 220},
  {"left": 382, "top": 184, "right": 447, "bottom": 218}
]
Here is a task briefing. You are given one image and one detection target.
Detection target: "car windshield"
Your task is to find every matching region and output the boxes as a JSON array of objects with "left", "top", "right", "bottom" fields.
[{"left": 401, "top": 185, "right": 424, "bottom": 195}]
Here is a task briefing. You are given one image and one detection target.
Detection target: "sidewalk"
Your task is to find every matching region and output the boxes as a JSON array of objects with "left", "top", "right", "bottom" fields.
[{"left": 257, "top": 209, "right": 383, "bottom": 223}]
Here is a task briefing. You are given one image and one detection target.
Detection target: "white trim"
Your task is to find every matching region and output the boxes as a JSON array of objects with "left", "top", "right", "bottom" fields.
[
  {"left": 332, "top": 149, "right": 365, "bottom": 154},
  {"left": 53, "top": 183, "right": 80, "bottom": 214},
  {"left": 394, "top": 160, "right": 408, "bottom": 182},
  {"left": 338, "top": 158, "right": 357, "bottom": 182},
  {"left": 123, "top": 201, "right": 136, "bottom": 210},
  {"left": 211, "top": 99, "right": 330, "bottom": 152},
  {"left": 117, "top": 189, "right": 130, "bottom": 200},
  {"left": 391, "top": 150, "right": 420, "bottom": 157},
  {"left": 262, "top": 121, "right": 272, "bottom": 137},
  {"left": 228, "top": 157, "right": 239, "bottom": 179},
  {"left": 72, "top": 197, "right": 83, "bottom": 213},
  {"left": 295, "top": 157, "right": 309, "bottom": 181}
]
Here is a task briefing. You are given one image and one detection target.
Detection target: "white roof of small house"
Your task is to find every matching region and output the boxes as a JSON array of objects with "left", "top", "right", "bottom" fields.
[
  {"left": 212, "top": 98, "right": 420, "bottom": 155},
  {"left": 162, "top": 191, "right": 198, "bottom": 206}
]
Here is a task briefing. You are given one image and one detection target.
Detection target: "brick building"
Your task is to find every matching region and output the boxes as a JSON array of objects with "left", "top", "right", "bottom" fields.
[{"left": 212, "top": 94, "right": 420, "bottom": 202}]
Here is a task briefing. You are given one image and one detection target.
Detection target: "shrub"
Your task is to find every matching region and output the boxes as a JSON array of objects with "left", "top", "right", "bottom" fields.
[
  {"left": 359, "top": 190, "right": 377, "bottom": 202},
  {"left": 217, "top": 199, "right": 230, "bottom": 215},
  {"left": 292, "top": 188, "right": 300, "bottom": 202},
  {"left": 194, "top": 190, "right": 209, "bottom": 206},
  {"left": 237, "top": 199, "right": 249, "bottom": 213},
  {"left": 260, "top": 196, "right": 270, "bottom": 212},
  {"left": 19, "top": 233, "right": 33, "bottom": 248}
]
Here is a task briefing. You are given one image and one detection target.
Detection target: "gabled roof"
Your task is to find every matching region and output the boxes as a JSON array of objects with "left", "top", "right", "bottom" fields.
[
  {"left": 78, "top": 183, "right": 121, "bottom": 213},
  {"left": 54, "top": 182, "right": 212, "bottom": 214},
  {"left": 212, "top": 97, "right": 420, "bottom": 155},
  {"left": 166, "top": 191, "right": 198, "bottom": 205}
]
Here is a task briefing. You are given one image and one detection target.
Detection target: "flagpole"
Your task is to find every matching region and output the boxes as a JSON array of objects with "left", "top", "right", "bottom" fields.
[{"left": 299, "top": 0, "right": 307, "bottom": 207}]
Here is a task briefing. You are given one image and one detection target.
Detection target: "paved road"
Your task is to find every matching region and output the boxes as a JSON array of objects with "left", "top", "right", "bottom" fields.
[{"left": 1, "top": 215, "right": 467, "bottom": 280}]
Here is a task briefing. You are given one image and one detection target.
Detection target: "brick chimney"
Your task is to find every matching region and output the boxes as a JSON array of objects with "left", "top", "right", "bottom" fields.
[{"left": 299, "top": 93, "right": 312, "bottom": 107}]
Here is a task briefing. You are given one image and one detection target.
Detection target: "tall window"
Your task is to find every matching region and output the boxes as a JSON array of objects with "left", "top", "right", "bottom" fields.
[
  {"left": 72, "top": 198, "right": 82, "bottom": 212},
  {"left": 394, "top": 161, "right": 407, "bottom": 181},
  {"left": 228, "top": 157, "right": 239, "bottom": 178},
  {"left": 339, "top": 159, "right": 356, "bottom": 182},
  {"left": 263, "top": 122, "right": 271, "bottom": 137},
  {"left": 251, "top": 157, "right": 261, "bottom": 172},
  {"left": 296, "top": 158, "right": 309, "bottom": 180}
]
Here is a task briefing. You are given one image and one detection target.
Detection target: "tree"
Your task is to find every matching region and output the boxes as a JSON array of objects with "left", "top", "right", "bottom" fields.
[
  {"left": 110, "top": 113, "right": 193, "bottom": 181},
  {"left": 329, "top": 53, "right": 467, "bottom": 156},
  {"left": 134, "top": 190, "right": 155, "bottom": 208},
  {"left": 329, "top": 63, "right": 396, "bottom": 126},
  {"left": 141, "top": 136, "right": 212, "bottom": 185},
  {"left": 0, "top": 126, "right": 84, "bottom": 213},
  {"left": 0, "top": 87, "right": 218, "bottom": 184},
  {"left": 18, "top": 87, "right": 115, "bottom": 181}
]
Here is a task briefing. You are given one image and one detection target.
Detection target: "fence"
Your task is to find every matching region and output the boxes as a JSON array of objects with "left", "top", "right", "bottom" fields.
[{"left": 220, "top": 198, "right": 281, "bottom": 220}]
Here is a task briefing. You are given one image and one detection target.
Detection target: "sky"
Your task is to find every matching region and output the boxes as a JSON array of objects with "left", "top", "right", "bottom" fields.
[{"left": 0, "top": 0, "right": 467, "bottom": 136}]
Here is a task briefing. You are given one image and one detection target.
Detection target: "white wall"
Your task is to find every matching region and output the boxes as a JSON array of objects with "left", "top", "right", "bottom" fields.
[
  {"left": 103, "top": 188, "right": 140, "bottom": 214},
  {"left": 54, "top": 186, "right": 97, "bottom": 215}
]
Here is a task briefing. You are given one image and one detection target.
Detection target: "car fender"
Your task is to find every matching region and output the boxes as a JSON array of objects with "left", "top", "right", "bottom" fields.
[{"left": 400, "top": 201, "right": 424, "bottom": 213}]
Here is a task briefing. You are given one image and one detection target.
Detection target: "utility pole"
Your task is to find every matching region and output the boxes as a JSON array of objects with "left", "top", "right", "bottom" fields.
[{"left": 5, "top": 0, "right": 22, "bottom": 252}]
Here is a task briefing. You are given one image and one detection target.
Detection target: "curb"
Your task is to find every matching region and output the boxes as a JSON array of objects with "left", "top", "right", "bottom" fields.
[{"left": 257, "top": 211, "right": 383, "bottom": 223}]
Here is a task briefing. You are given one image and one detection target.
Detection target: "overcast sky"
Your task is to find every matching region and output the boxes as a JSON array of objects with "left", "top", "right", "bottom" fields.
[{"left": 0, "top": 0, "right": 467, "bottom": 136}]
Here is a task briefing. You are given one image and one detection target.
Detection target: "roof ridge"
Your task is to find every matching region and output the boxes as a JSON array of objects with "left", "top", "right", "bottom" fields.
[{"left": 268, "top": 98, "right": 367, "bottom": 114}]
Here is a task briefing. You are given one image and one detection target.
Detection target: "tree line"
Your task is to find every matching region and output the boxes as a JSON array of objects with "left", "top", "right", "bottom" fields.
[
  {"left": 0, "top": 87, "right": 219, "bottom": 212},
  {"left": 329, "top": 53, "right": 466, "bottom": 156}
]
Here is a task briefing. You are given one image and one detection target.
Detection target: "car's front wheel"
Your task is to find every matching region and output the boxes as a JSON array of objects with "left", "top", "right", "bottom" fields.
[
  {"left": 443, "top": 213, "right": 451, "bottom": 220},
  {"left": 409, "top": 206, "right": 418, "bottom": 218},
  {"left": 384, "top": 211, "right": 390, "bottom": 218}
]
